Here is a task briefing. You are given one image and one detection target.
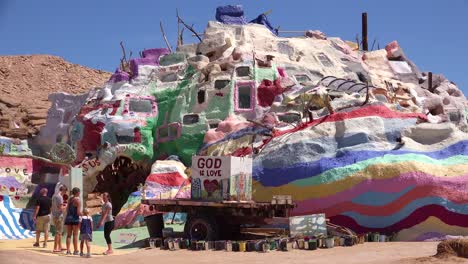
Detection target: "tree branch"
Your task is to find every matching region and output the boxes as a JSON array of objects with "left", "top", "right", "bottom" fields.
[
  {"left": 176, "top": 12, "right": 202, "bottom": 41},
  {"left": 159, "top": 21, "right": 173, "bottom": 53}
]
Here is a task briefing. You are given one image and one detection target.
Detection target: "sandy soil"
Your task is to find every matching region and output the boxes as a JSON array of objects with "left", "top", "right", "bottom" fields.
[{"left": 1, "top": 242, "right": 467, "bottom": 264}]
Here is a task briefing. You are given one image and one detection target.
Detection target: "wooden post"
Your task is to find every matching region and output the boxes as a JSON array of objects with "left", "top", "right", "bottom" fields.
[
  {"left": 428, "top": 72, "right": 433, "bottom": 91},
  {"left": 362, "top": 12, "right": 368, "bottom": 51}
]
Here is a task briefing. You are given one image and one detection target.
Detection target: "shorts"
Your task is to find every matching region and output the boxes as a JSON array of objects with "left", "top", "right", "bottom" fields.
[
  {"left": 80, "top": 233, "right": 92, "bottom": 242},
  {"left": 36, "top": 215, "right": 51, "bottom": 232},
  {"left": 52, "top": 215, "right": 64, "bottom": 234}
]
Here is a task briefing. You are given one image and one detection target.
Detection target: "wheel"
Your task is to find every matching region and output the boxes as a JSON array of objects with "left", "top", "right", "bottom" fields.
[{"left": 184, "top": 215, "right": 218, "bottom": 241}]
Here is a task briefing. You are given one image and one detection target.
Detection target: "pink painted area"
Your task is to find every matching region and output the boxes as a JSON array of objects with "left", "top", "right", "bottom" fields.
[
  {"left": 0, "top": 157, "right": 33, "bottom": 171},
  {"left": 203, "top": 115, "right": 253, "bottom": 144},
  {"left": 203, "top": 129, "right": 225, "bottom": 144},
  {"left": 293, "top": 173, "right": 468, "bottom": 215},
  {"left": 234, "top": 81, "right": 256, "bottom": 112}
]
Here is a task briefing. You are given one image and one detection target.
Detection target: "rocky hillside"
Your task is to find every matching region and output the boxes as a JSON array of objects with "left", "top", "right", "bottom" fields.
[{"left": 0, "top": 55, "right": 111, "bottom": 139}]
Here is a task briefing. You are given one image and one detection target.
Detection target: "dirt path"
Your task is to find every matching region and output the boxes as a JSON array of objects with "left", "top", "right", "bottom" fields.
[{"left": 1, "top": 242, "right": 466, "bottom": 264}]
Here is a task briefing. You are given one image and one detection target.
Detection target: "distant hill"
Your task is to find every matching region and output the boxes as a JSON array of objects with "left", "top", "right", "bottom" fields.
[{"left": 0, "top": 55, "right": 111, "bottom": 139}]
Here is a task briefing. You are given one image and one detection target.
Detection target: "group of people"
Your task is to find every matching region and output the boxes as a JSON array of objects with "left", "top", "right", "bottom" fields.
[{"left": 33, "top": 186, "right": 115, "bottom": 257}]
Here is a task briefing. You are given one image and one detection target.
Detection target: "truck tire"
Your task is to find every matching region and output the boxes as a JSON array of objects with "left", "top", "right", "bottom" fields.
[{"left": 185, "top": 215, "right": 218, "bottom": 241}]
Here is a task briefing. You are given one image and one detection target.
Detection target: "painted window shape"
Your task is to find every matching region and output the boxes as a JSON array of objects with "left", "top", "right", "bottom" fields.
[
  {"left": 235, "top": 81, "right": 255, "bottom": 112},
  {"left": 278, "top": 113, "right": 302, "bottom": 123},
  {"left": 236, "top": 66, "right": 251, "bottom": 77},
  {"left": 183, "top": 114, "right": 200, "bottom": 125},
  {"left": 294, "top": 74, "right": 311, "bottom": 84},
  {"left": 157, "top": 122, "right": 181, "bottom": 143},
  {"left": 316, "top": 52, "right": 334, "bottom": 67},
  {"left": 197, "top": 90, "right": 206, "bottom": 104},
  {"left": 208, "top": 119, "right": 221, "bottom": 129},
  {"left": 161, "top": 72, "right": 178, "bottom": 82},
  {"left": 129, "top": 99, "right": 153, "bottom": 113},
  {"left": 235, "top": 27, "right": 243, "bottom": 40},
  {"left": 214, "top": 80, "right": 230, "bottom": 90},
  {"left": 116, "top": 135, "right": 134, "bottom": 144}
]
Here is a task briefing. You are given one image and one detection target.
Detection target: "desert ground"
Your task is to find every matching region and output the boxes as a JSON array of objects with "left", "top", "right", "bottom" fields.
[{"left": 1, "top": 239, "right": 466, "bottom": 264}]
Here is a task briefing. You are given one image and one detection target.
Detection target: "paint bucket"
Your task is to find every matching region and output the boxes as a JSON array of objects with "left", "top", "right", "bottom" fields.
[
  {"left": 161, "top": 239, "right": 169, "bottom": 250},
  {"left": 325, "top": 237, "right": 335, "bottom": 248},
  {"left": 339, "top": 237, "right": 345, "bottom": 246},
  {"left": 334, "top": 237, "right": 341, "bottom": 247},
  {"left": 317, "top": 238, "right": 324, "bottom": 248},
  {"left": 214, "top": 241, "right": 224, "bottom": 251},
  {"left": 372, "top": 233, "right": 380, "bottom": 242},
  {"left": 246, "top": 241, "right": 256, "bottom": 252},
  {"left": 168, "top": 239, "right": 175, "bottom": 250},
  {"left": 269, "top": 240, "right": 277, "bottom": 250},
  {"left": 226, "top": 241, "right": 233, "bottom": 252},
  {"left": 232, "top": 241, "right": 239, "bottom": 252},
  {"left": 190, "top": 240, "right": 198, "bottom": 251},
  {"left": 149, "top": 238, "right": 156, "bottom": 248},
  {"left": 297, "top": 239, "right": 305, "bottom": 249},
  {"left": 344, "top": 237, "right": 353, "bottom": 247},
  {"left": 308, "top": 239, "right": 317, "bottom": 250},
  {"left": 197, "top": 241, "right": 206, "bottom": 250},
  {"left": 260, "top": 241, "right": 269, "bottom": 253},
  {"left": 379, "top": 235, "right": 386, "bottom": 242},
  {"left": 174, "top": 239, "right": 181, "bottom": 250},
  {"left": 239, "top": 241, "right": 246, "bottom": 252},
  {"left": 205, "top": 241, "right": 214, "bottom": 250}
]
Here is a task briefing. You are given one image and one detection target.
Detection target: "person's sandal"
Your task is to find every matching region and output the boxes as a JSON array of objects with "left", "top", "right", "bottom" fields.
[
  {"left": 86, "top": 253, "right": 91, "bottom": 258},
  {"left": 80, "top": 252, "right": 84, "bottom": 257},
  {"left": 66, "top": 251, "right": 71, "bottom": 255},
  {"left": 73, "top": 251, "right": 80, "bottom": 255},
  {"left": 42, "top": 243, "right": 47, "bottom": 248},
  {"left": 33, "top": 242, "right": 40, "bottom": 247}
]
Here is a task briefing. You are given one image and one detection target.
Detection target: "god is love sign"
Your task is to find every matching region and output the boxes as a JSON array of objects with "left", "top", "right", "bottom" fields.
[{"left": 191, "top": 156, "right": 252, "bottom": 201}]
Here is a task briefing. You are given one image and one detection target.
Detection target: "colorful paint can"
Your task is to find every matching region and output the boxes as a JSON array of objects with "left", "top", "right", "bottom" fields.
[
  {"left": 372, "top": 233, "right": 380, "bottom": 242},
  {"left": 325, "top": 237, "right": 335, "bottom": 248},
  {"left": 260, "top": 241, "right": 269, "bottom": 253},
  {"left": 307, "top": 239, "right": 317, "bottom": 250},
  {"left": 297, "top": 239, "right": 305, "bottom": 249},
  {"left": 226, "top": 241, "right": 233, "bottom": 252},
  {"left": 232, "top": 241, "right": 239, "bottom": 252},
  {"left": 197, "top": 241, "right": 206, "bottom": 250},
  {"left": 190, "top": 240, "right": 198, "bottom": 251},
  {"left": 239, "top": 241, "right": 246, "bottom": 252},
  {"left": 246, "top": 241, "right": 255, "bottom": 252},
  {"left": 344, "top": 237, "right": 354, "bottom": 246}
]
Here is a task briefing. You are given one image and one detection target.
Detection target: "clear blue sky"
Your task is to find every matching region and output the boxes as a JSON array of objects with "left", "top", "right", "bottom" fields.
[{"left": 1, "top": 0, "right": 467, "bottom": 94}]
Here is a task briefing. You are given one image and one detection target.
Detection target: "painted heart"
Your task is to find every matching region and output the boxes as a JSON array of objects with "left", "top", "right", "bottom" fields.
[{"left": 203, "top": 180, "right": 219, "bottom": 196}]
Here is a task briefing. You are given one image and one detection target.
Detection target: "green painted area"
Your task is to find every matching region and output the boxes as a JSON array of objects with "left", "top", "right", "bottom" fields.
[
  {"left": 254, "top": 64, "right": 277, "bottom": 82},
  {"left": 292, "top": 154, "right": 468, "bottom": 187},
  {"left": 127, "top": 117, "right": 155, "bottom": 161},
  {"left": 159, "top": 52, "right": 186, "bottom": 66}
]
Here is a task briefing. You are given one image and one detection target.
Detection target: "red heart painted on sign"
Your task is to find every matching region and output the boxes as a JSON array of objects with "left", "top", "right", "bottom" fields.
[
  {"left": 14, "top": 195, "right": 20, "bottom": 200},
  {"left": 203, "top": 180, "right": 219, "bottom": 196}
]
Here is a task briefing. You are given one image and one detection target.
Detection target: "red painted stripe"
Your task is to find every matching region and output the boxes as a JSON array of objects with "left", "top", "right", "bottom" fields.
[
  {"left": 274, "top": 105, "right": 427, "bottom": 137},
  {"left": 299, "top": 185, "right": 468, "bottom": 217},
  {"left": 146, "top": 172, "right": 186, "bottom": 186},
  {"left": 329, "top": 205, "right": 468, "bottom": 234}
]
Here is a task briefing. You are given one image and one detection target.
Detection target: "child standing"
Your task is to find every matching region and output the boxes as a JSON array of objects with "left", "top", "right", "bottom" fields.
[{"left": 79, "top": 208, "right": 93, "bottom": 258}]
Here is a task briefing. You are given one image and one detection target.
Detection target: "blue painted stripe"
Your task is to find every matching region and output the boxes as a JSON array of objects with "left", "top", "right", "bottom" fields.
[
  {"left": 2, "top": 197, "right": 28, "bottom": 239},
  {"left": 341, "top": 197, "right": 468, "bottom": 228},
  {"left": 351, "top": 186, "right": 415, "bottom": 206},
  {"left": 253, "top": 140, "right": 468, "bottom": 186}
]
